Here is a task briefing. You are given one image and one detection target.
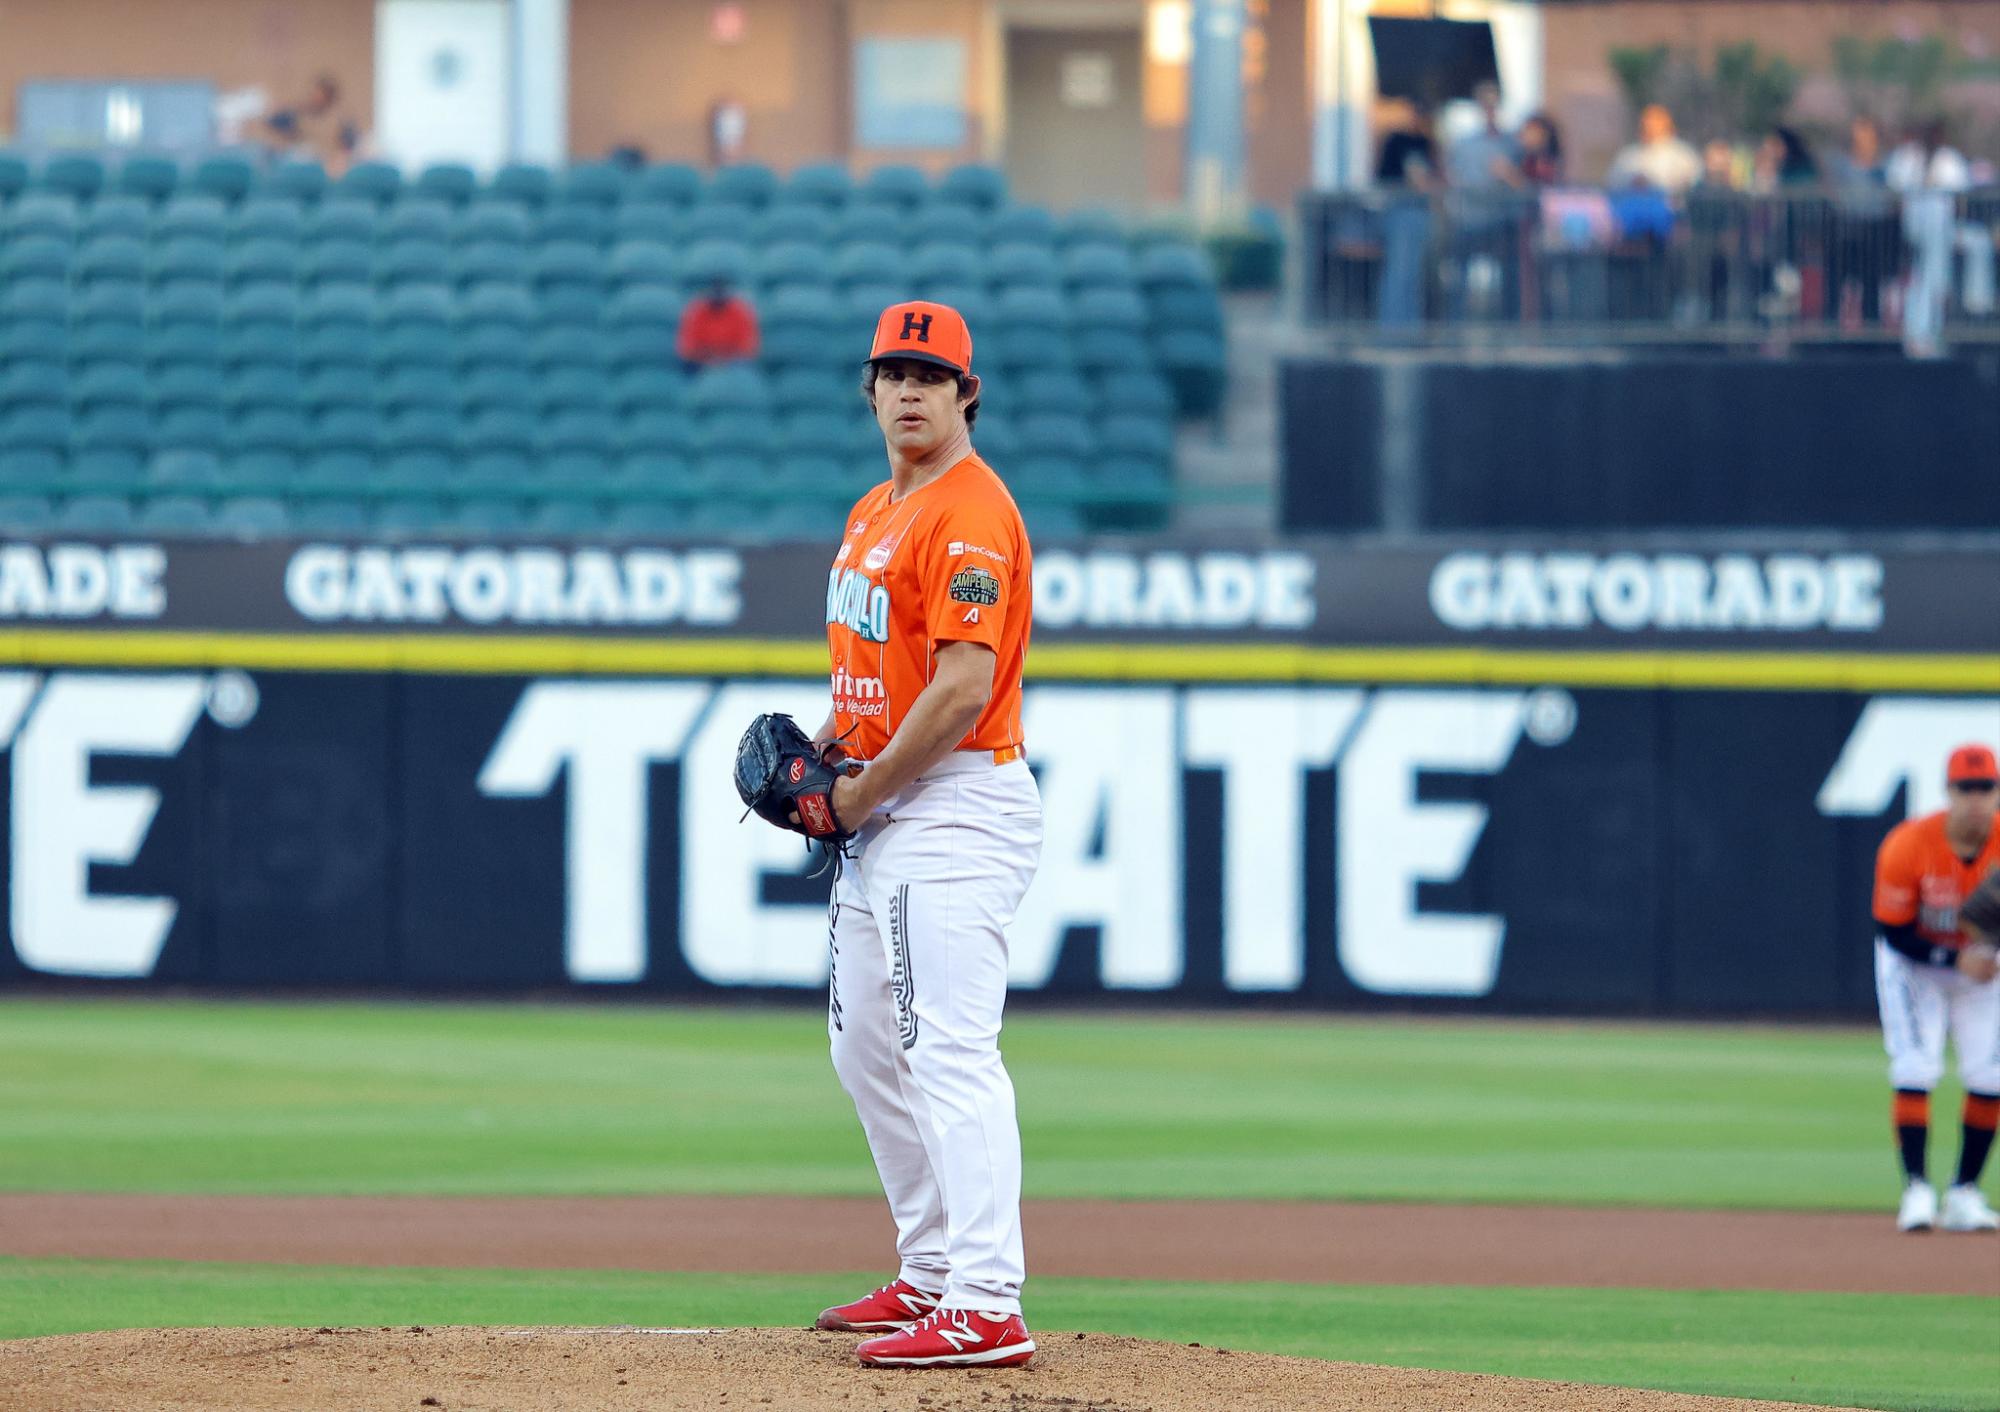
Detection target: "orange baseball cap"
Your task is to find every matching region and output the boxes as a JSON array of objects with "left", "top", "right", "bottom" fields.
[
  {"left": 869, "top": 300, "right": 973, "bottom": 374},
  {"left": 1948, "top": 743, "right": 1998, "bottom": 783}
]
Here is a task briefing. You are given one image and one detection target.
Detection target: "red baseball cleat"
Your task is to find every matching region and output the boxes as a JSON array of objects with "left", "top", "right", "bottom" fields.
[
  {"left": 815, "top": 1278, "right": 942, "bottom": 1332},
  {"left": 855, "top": 1308, "right": 1035, "bottom": 1367}
]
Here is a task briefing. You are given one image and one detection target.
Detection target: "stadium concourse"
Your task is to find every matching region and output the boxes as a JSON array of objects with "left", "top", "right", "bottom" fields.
[{"left": 0, "top": 151, "right": 1228, "bottom": 540}]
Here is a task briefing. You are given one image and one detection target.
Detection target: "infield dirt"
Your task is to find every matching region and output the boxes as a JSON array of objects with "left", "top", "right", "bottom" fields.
[{"left": 0, "top": 1325, "right": 1890, "bottom": 1412}]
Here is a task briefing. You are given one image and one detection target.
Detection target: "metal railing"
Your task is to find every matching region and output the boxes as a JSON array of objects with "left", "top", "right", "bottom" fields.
[{"left": 1300, "top": 186, "right": 2000, "bottom": 345}]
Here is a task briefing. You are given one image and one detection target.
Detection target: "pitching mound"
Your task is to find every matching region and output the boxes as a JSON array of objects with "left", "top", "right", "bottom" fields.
[{"left": 1, "top": 1325, "right": 1873, "bottom": 1412}]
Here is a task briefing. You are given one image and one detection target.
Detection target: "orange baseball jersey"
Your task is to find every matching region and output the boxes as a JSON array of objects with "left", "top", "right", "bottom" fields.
[
  {"left": 826, "top": 454, "right": 1030, "bottom": 761},
  {"left": 1873, "top": 812, "right": 2000, "bottom": 947}
]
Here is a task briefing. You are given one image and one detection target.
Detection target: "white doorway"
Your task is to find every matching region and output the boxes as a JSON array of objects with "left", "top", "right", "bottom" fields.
[{"left": 375, "top": 0, "right": 512, "bottom": 172}]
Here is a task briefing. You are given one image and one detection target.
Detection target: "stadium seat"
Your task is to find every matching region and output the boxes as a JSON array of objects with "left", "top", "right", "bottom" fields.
[
  {"left": 458, "top": 283, "right": 536, "bottom": 338},
  {"left": 912, "top": 206, "right": 982, "bottom": 248},
  {"left": 938, "top": 165, "right": 1008, "bottom": 212},
  {"left": 381, "top": 199, "right": 452, "bottom": 245},
  {"left": 760, "top": 286, "right": 842, "bottom": 366},
  {"left": 224, "top": 239, "right": 299, "bottom": 288},
  {"left": 82, "top": 194, "right": 151, "bottom": 240},
  {"left": 1094, "top": 370, "right": 1176, "bottom": 418},
  {"left": 72, "top": 361, "right": 147, "bottom": 411},
  {"left": 289, "top": 496, "right": 371, "bottom": 533},
  {"left": 613, "top": 201, "right": 678, "bottom": 245},
  {"left": 460, "top": 405, "right": 537, "bottom": 454},
  {"left": 527, "top": 497, "right": 610, "bottom": 535},
  {"left": 749, "top": 239, "right": 825, "bottom": 294},
  {"left": 456, "top": 199, "right": 531, "bottom": 245},
  {"left": 1018, "top": 414, "right": 1096, "bottom": 463},
  {"left": 155, "top": 195, "right": 228, "bottom": 243},
  {"left": 265, "top": 159, "right": 328, "bottom": 203},
  {"left": 530, "top": 240, "right": 604, "bottom": 300},
  {"left": 299, "top": 284, "right": 373, "bottom": 333},
  {"left": 608, "top": 366, "right": 683, "bottom": 415},
  {"left": 310, "top": 405, "right": 381, "bottom": 459},
  {"left": 607, "top": 240, "right": 677, "bottom": 290},
  {"left": 297, "top": 455, "right": 374, "bottom": 492},
  {"left": 375, "top": 240, "right": 450, "bottom": 293},
  {"left": 1137, "top": 243, "right": 1215, "bottom": 290},
  {"left": 490, "top": 162, "right": 554, "bottom": 208},
  {"left": 773, "top": 366, "right": 854, "bottom": 412},
  {"left": 1064, "top": 244, "right": 1139, "bottom": 290},
  {"left": 528, "top": 327, "right": 605, "bottom": 372},
  {"left": 679, "top": 238, "right": 752, "bottom": 288},
  {"left": 560, "top": 160, "right": 628, "bottom": 209},
  {"left": 146, "top": 448, "right": 225, "bottom": 489},
  {"left": 1, "top": 235, "right": 71, "bottom": 283},
  {"left": 190, "top": 154, "right": 257, "bottom": 203},
  {"left": 223, "top": 363, "right": 304, "bottom": 412},
  {"left": 214, "top": 495, "right": 291, "bottom": 536},
  {"left": 1152, "top": 328, "right": 1228, "bottom": 417},
  {"left": 134, "top": 494, "right": 215, "bottom": 532},
  {"left": 1059, "top": 208, "right": 1126, "bottom": 248},
  {"left": 70, "top": 318, "right": 146, "bottom": 364},
  {"left": 149, "top": 237, "right": 226, "bottom": 288},
  {"left": 993, "top": 285, "right": 1068, "bottom": 331},
  {"left": 39, "top": 152, "right": 106, "bottom": 200},
  {"left": 377, "top": 284, "right": 452, "bottom": 329},
  {"left": 1073, "top": 328, "right": 1153, "bottom": 376},
  {"left": 4, "top": 193, "right": 79, "bottom": 240},
  {"left": 687, "top": 363, "right": 770, "bottom": 416},
  {"left": 113, "top": 154, "right": 179, "bottom": 203},
  {"left": 676, "top": 203, "right": 752, "bottom": 246},
  {"left": 616, "top": 409, "right": 690, "bottom": 459},
  {"left": 230, "top": 197, "right": 305, "bottom": 243},
  {"left": 989, "top": 243, "right": 1061, "bottom": 290},
  {"left": 335, "top": 161, "right": 403, "bottom": 204},
  {"left": 537, "top": 365, "right": 610, "bottom": 414},
  {"left": 75, "top": 236, "right": 148, "bottom": 284},
  {"left": 415, "top": 163, "right": 477, "bottom": 206},
  {"left": 371, "top": 497, "right": 451, "bottom": 534},
  {"left": 829, "top": 203, "right": 902, "bottom": 246},
  {"left": 1147, "top": 283, "right": 1226, "bottom": 337},
  {"left": 55, "top": 494, "right": 138, "bottom": 531},
  {"left": 452, "top": 240, "right": 528, "bottom": 290},
  {"left": 709, "top": 163, "right": 777, "bottom": 208},
  {"left": 750, "top": 202, "right": 834, "bottom": 248},
  {"left": 153, "top": 402, "right": 227, "bottom": 452},
  {"left": 861, "top": 165, "right": 928, "bottom": 208},
  {"left": 379, "top": 366, "right": 456, "bottom": 413},
  {"left": 454, "top": 326, "right": 531, "bottom": 372},
  {"left": 629, "top": 163, "right": 703, "bottom": 208},
  {"left": 604, "top": 285, "right": 680, "bottom": 334},
  {"left": 784, "top": 163, "right": 851, "bottom": 209},
  {"left": 833, "top": 242, "right": 898, "bottom": 290},
  {"left": 0, "top": 152, "right": 31, "bottom": 202},
  {"left": 989, "top": 205, "right": 1057, "bottom": 248},
  {"left": 910, "top": 243, "right": 983, "bottom": 290},
  {"left": 1019, "top": 499, "right": 1088, "bottom": 537},
  {"left": 534, "top": 203, "right": 607, "bottom": 247},
  {"left": 304, "top": 200, "right": 378, "bottom": 245},
  {"left": 0, "top": 495, "right": 57, "bottom": 530},
  {"left": 449, "top": 498, "right": 531, "bottom": 535}
]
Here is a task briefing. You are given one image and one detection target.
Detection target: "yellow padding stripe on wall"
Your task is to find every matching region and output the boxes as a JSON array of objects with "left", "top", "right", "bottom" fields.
[{"left": 1, "top": 630, "right": 1995, "bottom": 692}]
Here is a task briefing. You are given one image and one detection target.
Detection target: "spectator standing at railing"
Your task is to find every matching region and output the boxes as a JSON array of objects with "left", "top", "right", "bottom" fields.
[
  {"left": 1607, "top": 103, "right": 1701, "bottom": 196},
  {"left": 1748, "top": 127, "right": 1820, "bottom": 322},
  {"left": 1889, "top": 121, "right": 1972, "bottom": 358},
  {"left": 1516, "top": 113, "right": 1564, "bottom": 187},
  {"left": 1374, "top": 100, "right": 1440, "bottom": 328},
  {"left": 1445, "top": 82, "right": 1525, "bottom": 320},
  {"left": 677, "top": 278, "right": 762, "bottom": 374},
  {"left": 1827, "top": 117, "right": 1899, "bottom": 330}
]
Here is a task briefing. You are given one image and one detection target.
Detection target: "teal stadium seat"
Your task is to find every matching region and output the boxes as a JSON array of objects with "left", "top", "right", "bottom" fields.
[
  {"left": 785, "top": 163, "right": 851, "bottom": 209},
  {"left": 190, "top": 154, "right": 256, "bottom": 203},
  {"left": 379, "top": 367, "right": 456, "bottom": 412},
  {"left": 687, "top": 363, "right": 769, "bottom": 416},
  {"left": 156, "top": 195, "right": 229, "bottom": 242},
  {"left": 458, "top": 366, "right": 534, "bottom": 414},
  {"left": 938, "top": 165, "right": 1008, "bottom": 212},
  {"left": 537, "top": 365, "right": 609, "bottom": 414},
  {"left": 113, "top": 154, "right": 179, "bottom": 203},
  {"left": 0, "top": 495, "right": 57, "bottom": 530},
  {"left": 415, "top": 163, "right": 477, "bottom": 205},
  {"left": 225, "top": 239, "right": 299, "bottom": 287},
  {"left": 750, "top": 202, "right": 833, "bottom": 247},
  {"left": 831, "top": 203, "right": 902, "bottom": 245},
  {"left": 774, "top": 366, "right": 855, "bottom": 412},
  {"left": 613, "top": 201, "right": 678, "bottom": 245},
  {"left": 304, "top": 200, "right": 377, "bottom": 245},
  {"left": 1074, "top": 287, "right": 1149, "bottom": 332},
  {"left": 4, "top": 193, "right": 79, "bottom": 240},
  {"left": 1095, "top": 370, "right": 1176, "bottom": 418},
  {"left": 450, "top": 499, "right": 531, "bottom": 536},
  {"left": 606, "top": 500, "right": 689, "bottom": 536},
  {"left": 833, "top": 242, "right": 897, "bottom": 290},
  {"left": 457, "top": 199, "right": 531, "bottom": 245},
  {"left": 83, "top": 195, "right": 151, "bottom": 240},
  {"left": 299, "top": 454, "right": 373, "bottom": 491},
  {"left": 372, "top": 497, "right": 451, "bottom": 535},
  {"left": 214, "top": 495, "right": 291, "bottom": 536},
  {"left": 560, "top": 160, "right": 628, "bottom": 209},
  {"left": 459, "top": 283, "right": 535, "bottom": 339},
  {"left": 40, "top": 152, "right": 106, "bottom": 200},
  {"left": 760, "top": 286, "right": 841, "bottom": 366},
  {"left": 490, "top": 162, "right": 554, "bottom": 208},
  {"left": 861, "top": 165, "right": 928, "bottom": 209},
  {"left": 990, "top": 205, "right": 1057, "bottom": 247},
  {"left": 1064, "top": 244, "right": 1139, "bottom": 290},
  {"left": 528, "top": 498, "right": 609, "bottom": 535},
  {"left": 629, "top": 163, "right": 703, "bottom": 208},
  {"left": 616, "top": 409, "right": 689, "bottom": 460},
  {"left": 453, "top": 240, "right": 528, "bottom": 290},
  {"left": 911, "top": 243, "right": 983, "bottom": 290},
  {"left": 1152, "top": 328, "right": 1227, "bottom": 417},
  {"left": 375, "top": 239, "right": 449, "bottom": 294},
  {"left": 3, "top": 235, "right": 72, "bottom": 281},
  {"left": 842, "top": 284, "right": 912, "bottom": 326},
  {"left": 382, "top": 199, "right": 452, "bottom": 244},
  {"left": 223, "top": 364, "right": 304, "bottom": 413},
  {"left": 709, "top": 163, "right": 777, "bottom": 208},
  {"left": 608, "top": 366, "right": 686, "bottom": 417},
  {"left": 230, "top": 197, "right": 305, "bottom": 243},
  {"left": 73, "top": 361, "right": 147, "bottom": 413},
  {"left": 56, "top": 494, "right": 137, "bottom": 531},
  {"left": 312, "top": 406, "right": 381, "bottom": 459},
  {"left": 676, "top": 203, "right": 751, "bottom": 245},
  {"left": 912, "top": 206, "right": 981, "bottom": 248},
  {"left": 1073, "top": 328, "right": 1153, "bottom": 377},
  {"left": 290, "top": 497, "right": 371, "bottom": 533},
  {"left": 377, "top": 284, "right": 452, "bottom": 332},
  {"left": 608, "top": 240, "right": 676, "bottom": 290},
  {"left": 1019, "top": 413, "right": 1096, "bottom": 464},
  {"left": 755, "top": 240, "right": 827, "bottom": 293},
  {"left": 0, "top": 152, "right": 31, "bottom": 202},
  {"left": 461, "top": 406, "right": 537, "bottom": 457},
  {"left": 989, "top": 243, "right": 1061, "bottom": 290},
  {"left": 534, "top": 203, "right": 607, "bottom": 246},
  {"left": 150, "top": 236, "right": 225, "bottom": 287},
  {"left": 265, "top": 160, "right": 328, "bottom": 203},
  {"left": 679, "top": 238, "right": 751, "bottom": 288},
  {"left": 528, "top": 326, "right": 604, "bottom": 373},
  {"left": 530, "top": 240, "right": 604, "bottom": 306},
  {"left": 455, "top": 325, "right": 530, "bottom": 372},
  {"left": 1060, "top": 208, "right": 1126, "bottom": 248},
  {"left": 335, "top": 161, "right": 403, "bottom": 204}
]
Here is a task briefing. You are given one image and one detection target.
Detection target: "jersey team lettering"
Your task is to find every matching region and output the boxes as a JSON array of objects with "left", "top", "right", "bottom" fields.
[
  {"left": 948, "top": 567, "right": 1002, "bottom": 606},
  {"left": 827, "top": 568, "right": 892, "bottom": 643}
]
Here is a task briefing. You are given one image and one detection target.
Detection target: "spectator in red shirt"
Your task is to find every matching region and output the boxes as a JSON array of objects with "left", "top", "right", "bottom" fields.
[{"left": 677, "top": 279, "right": 760, "bottom": 372}]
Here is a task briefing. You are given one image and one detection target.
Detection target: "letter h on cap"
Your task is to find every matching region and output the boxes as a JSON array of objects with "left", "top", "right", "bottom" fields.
[{"left": 900, "top": 311, "right": 933, "bottom": 343}]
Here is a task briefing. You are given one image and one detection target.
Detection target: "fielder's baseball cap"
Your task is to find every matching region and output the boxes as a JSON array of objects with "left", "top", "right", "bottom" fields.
[
  {"left": 1948, "top": 743, "right": 1998, "bottom": 784},
  {"left": 869, "top": 300, "right": 973, "bottom": 374}
]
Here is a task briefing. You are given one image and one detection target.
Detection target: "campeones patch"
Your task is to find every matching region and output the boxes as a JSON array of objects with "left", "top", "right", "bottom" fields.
[{"left": 948, "top": 567, "right": 1002, "bottom": 606}]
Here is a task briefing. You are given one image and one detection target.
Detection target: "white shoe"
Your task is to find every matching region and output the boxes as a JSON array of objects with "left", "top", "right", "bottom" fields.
[
  {"left": 1897, "top": 1180, "right": 1937, "bottom": 1232},
  {"left": 1940, "top": 1184, "right": 1998, "bottom": 1232}
]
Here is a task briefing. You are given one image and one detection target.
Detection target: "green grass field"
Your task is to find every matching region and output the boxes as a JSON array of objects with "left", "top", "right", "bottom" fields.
[{"left": 3, "top": 998, "right": 1995, "bottom": 1411}]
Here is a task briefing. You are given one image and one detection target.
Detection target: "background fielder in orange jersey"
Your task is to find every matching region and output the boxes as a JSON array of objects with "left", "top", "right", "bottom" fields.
[
  {"left": 809, "top": 302, "right": 1044, "bottom": 1371},
  {"left": 1871, "top": 742, "right": 2000, "bottom": 1234}
]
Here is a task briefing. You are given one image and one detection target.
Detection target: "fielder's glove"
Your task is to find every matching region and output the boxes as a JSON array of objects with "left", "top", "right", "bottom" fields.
[{"left": 733, "top": 712, "right": 860, "bottom": 846}]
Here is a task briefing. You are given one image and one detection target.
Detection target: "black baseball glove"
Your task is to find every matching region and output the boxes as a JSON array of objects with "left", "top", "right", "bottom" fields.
[{"left": 733, "top": 712, "right": 859, "bottom": 846}]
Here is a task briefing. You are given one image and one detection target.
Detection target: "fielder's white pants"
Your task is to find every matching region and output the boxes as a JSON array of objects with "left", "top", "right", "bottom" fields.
[
  {"left": 828, "top": 752, "right": 1041, "bottom": 1315},
  {"left": 1875, "top": 938, "right": 2000, "bottom": 1092}
]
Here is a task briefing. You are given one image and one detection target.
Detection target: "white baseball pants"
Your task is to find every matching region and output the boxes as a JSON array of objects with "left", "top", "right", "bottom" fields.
[
  {"left": 828, "top": 752, "right": 1041, "bottom": 1315},
  {"left": 1875, "top": 938, "right": 2000, "bottom": 1092}
]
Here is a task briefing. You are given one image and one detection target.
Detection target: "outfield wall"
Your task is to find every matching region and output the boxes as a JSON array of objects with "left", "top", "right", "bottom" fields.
[{"left": 1, "top": 533, "right": 1995, "bottom": 1016}]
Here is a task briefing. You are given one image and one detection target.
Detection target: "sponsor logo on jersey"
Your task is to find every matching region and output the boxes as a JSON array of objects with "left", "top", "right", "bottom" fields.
[
  {"left": 832, "top": 668, "right": 889, "bottom": 717},
  {"left": 948, "top": 567, "right": 1001, "bottom": 607},
  {"left": 827, "top": 568, "right": 892, "bottom": 643},
  {"left": 948, "top": 540, "right": 1008, "bottom": 565},
  {"left": 863, "top": 525, "right": 909, "bottom": 572}
]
